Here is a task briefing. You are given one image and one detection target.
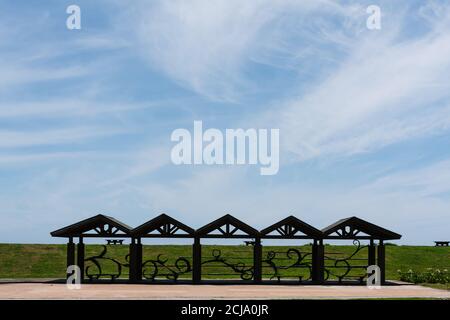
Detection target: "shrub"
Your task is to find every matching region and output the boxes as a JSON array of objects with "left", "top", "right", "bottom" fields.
[{"left": 398, "top": 268, "right": 449, "bottom": 284}]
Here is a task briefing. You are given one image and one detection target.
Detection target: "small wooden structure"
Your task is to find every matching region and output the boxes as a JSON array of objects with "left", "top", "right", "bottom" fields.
[
  {"left": 321, "top": 216, "right": 401, "bottom": 283},
  {"left": 51, "top": 213, "right": 401, "bottom": 284}
]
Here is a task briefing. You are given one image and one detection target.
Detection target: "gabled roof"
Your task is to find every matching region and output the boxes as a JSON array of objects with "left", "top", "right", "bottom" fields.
[
  {"left": 196, "top": 214, "right": 259, "bottom": 238},
  {"left": 260, "top": 215, "right": 322, "bottom": 239},
  {"left": 321, "top": 216, "right": 401, "bottom": 240},
  {"left": 131, "top": 213, "right": 194, "bottom": 237},
  {"left": 50, "top": 214, "right": 132, "bottom": 237}
]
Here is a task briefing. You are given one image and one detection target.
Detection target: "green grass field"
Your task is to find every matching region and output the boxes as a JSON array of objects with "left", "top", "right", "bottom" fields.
[{"left": 0, "top": 243, "right": 448, "bottom": 287}]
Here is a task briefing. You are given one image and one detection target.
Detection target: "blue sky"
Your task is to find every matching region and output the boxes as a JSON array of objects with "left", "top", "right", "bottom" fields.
[{"left": 1, "top": 0, "right": 450, "bottom": 244}]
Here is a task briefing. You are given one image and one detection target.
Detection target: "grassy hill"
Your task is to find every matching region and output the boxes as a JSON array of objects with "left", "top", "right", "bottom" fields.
[{"left": 0, "top": 243, "right": 448, "bottom": 284}]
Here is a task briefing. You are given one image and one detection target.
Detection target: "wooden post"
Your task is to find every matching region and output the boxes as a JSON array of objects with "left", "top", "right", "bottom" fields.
[
  {"left": 368, "top": 239, "right": 376, "bottom": 266},
  {"left": 192, "top": 237, "right": 201, "bottom": 283},
  {"left": 377, "top": 240, "right": 385, "bottom": 284},
  {"left": 316, "top": 239, "right": 325, "bottom": 283},
  {"left": 312, "top": 240, "right": 318, "bottom": 282},
  {"left": 136, "top": 238, "right": 142, "bottom": 281},
  {"left": 76, "top": 237, "right": 85, "bottom": 281},
  {"left": 253, "top": 237, "right": 262, "bottom": 283},
  {"left": 66, "top": 237, "right": 75, "bottom": 279},
  {"left": 129, "top": 238, "right": 137, "bottom": 282}
]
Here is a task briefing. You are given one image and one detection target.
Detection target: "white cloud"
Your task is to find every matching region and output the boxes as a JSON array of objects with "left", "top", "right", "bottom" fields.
[
  {"left": 100, "top": 163, "right": 450, "bottom": 245},
  {"left": 364, "top": 160, "right": 450, "bottom": 197},
  {"left": 2, "top": 144, "right": 449, "bottom": 244},
  {"left": 0, "top": 126, "right": 128, "bottom": 148},
  {"left": 270, "top": 6, "right": 450, "bottom": 161},
  {"left": 130, "top": 0, "right": 358, "bottom": 101},
  {"left": 98, "top": 145, "right": 171, "bottom": 186},
  {"left": 0, "top": 99, "right": 153, "bottom": 118},
  {"left": 0, "top": 151, "right": 92, "bottom": 165},
  {"left": 0, "top": 63, "right": 88, "bottom": 89},
  {"left": 2, "top": 1, "right": 450, "bottom": 246}
]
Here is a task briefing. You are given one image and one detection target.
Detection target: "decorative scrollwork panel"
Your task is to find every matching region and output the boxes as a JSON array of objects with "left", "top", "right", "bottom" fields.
[
  {"left": 142, "top": 254, "right": 192, "bottom": 281},
  {"left": 201, "top": 249, "right": 254, "bottom": 280},
  {"left": 84, "top": 245, "right": 129, "bottom": 281},
  {"left": 324, "top": 240, "right": 369, "bottom": 283},
  {"left": 262, "top": 248, "right": 312, "bottom": 282}
]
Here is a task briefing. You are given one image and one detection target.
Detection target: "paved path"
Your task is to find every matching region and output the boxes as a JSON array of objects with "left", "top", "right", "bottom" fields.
[{"left": 0, "top": 283, "right": 448, "bottom": 299}]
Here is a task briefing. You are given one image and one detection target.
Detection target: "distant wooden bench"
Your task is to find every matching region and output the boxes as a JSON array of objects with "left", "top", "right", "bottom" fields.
[
  {"left": 434, "top": 241, "right": 449, "bottom": 247},
  {"left": 106, "top": 239, "right": 124, "bottom": 245},
  {"left": 244, "top": 240, "right": 255, "bottom": 246}
]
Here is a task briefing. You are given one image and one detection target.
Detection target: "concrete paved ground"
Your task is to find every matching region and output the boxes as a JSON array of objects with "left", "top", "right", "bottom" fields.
[{"left": 0, "top": 283, "right": 448, "bottom": 299}]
